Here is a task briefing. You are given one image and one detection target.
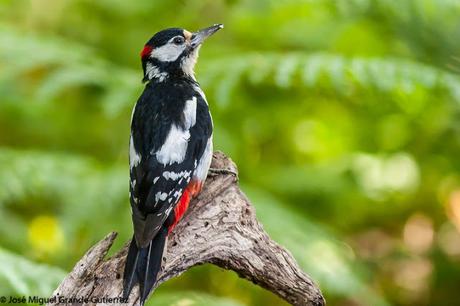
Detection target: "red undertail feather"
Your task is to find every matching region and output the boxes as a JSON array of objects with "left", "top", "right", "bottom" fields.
[{"left": 168, "top": 180, "right": 203, "bottom": 233}]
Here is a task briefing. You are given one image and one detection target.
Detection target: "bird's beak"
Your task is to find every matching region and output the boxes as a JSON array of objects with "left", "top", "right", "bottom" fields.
[{"left": 190, "top": 24, "right": 224, "bottom": 49}]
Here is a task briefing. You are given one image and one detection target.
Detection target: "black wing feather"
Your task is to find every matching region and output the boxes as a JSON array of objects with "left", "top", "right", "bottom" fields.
[
  {"left": 129, "top": 82, "right": 212, "bottom": 246},
  {"left": 125, "top": 80, "right": 212, "bottom": 304}
]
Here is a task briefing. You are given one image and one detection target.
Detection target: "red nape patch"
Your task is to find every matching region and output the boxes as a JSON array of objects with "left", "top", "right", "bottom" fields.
[
  {"left": 140, "top": 45, "right": 153, "bottom": 59},
  {"left": 168, "top": 180, "right": 203, "bottom": 233}
]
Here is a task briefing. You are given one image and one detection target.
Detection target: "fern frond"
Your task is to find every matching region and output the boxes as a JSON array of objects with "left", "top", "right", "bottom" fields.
[
  {"left": 0, "top": 148, "right": 129, "bottom": 247},
  {"left": 269, "top": 0, "right": 460, "bottom": 17},
  {"left": 2, "top": 25, "right": 459, "bottom": 116},
  {"left": 200, "top": 53, "right": 460, "bottom": 108},
  {"left": 0, "top": 247, "right": 65, "bottom": 296},
  {"left": 335, "top": 0, "right": 460, "bottom": 17},
  {"left": 0, "top": 25, "right": 139, "bottom": 117}
]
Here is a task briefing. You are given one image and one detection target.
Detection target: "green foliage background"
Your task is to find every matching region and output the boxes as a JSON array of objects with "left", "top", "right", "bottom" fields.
[{"left": 1, "top": 0, "right": 460, "bottom": 305}]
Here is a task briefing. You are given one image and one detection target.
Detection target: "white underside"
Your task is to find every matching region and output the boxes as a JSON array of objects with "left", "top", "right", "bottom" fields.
[{"left": 194, "top": 136, "right": 213, "bottom": 182}]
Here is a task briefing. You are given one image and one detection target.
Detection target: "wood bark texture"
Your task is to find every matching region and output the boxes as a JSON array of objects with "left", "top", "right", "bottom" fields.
[{"left": 48, "top": 152, "right": 325, "bottom": 306}]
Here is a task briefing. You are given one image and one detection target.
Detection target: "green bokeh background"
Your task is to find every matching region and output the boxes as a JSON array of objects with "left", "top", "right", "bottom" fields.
[{"left": 1, "top": 0, "right": 460, "bottom": 305}]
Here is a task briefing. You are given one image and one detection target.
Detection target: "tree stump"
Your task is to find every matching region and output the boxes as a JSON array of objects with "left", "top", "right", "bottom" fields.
[{"left": 48, "top": 152, "right": 325, "bottom": 306}]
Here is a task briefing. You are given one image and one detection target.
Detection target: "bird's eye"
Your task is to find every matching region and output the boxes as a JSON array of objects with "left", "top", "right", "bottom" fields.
[{"left": 173, "top": 36, "right": 185, "bottom": 45}]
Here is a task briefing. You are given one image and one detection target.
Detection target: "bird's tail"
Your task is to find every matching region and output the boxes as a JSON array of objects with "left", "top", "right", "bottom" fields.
[{"left": 123, "top": 227, "right": 168, "bottom": 306}]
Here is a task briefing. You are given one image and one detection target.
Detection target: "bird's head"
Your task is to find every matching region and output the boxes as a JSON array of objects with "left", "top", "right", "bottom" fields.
[{"left": 140, "top": 24, "right": 223, "bottom": 82}]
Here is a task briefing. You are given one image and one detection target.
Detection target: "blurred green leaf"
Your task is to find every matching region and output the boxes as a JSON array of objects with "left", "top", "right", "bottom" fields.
[
  {"left": 0, "top": 247, "right": 65, "bottom": 296},
  {"left": 243, "top": 185, "right": 390, "bottom": 306},
  {"left": 1, "top": 0, "right": 460, "bottom": 304},
  {"left": 147, "top": 291, "right": 245, "bottom": 306}
]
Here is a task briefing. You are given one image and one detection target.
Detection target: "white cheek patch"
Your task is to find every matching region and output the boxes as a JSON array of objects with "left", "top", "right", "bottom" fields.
[
  {"left": 151, "top": 43, "right": 185, "bottom": 62},
  {"left": 154, "top": 124, "right": 190, "bottom": 166}
]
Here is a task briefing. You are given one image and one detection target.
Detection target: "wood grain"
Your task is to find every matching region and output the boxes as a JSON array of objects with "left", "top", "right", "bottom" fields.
[{"left": 48, "top": 152, "right": 325, "bottom": 306}]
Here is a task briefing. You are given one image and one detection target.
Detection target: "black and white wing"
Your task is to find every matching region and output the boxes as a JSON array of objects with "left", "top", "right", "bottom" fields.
[{"left": 129, "top": 93, "right": 212, "bottom": 247}]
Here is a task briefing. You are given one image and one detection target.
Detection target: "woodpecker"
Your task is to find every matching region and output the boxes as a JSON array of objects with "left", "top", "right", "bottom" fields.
[{"left": 123, "top": 24, "right": 223, "bottom": 305}]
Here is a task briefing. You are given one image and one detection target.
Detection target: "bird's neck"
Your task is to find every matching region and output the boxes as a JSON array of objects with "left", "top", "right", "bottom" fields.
[{"left": 144, "top": 62, "right": 196, "bottom": 84}]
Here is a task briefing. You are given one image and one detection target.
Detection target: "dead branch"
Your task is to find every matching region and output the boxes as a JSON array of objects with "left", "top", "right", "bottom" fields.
[{"left": 48, "top": 152, "right": 325, "bottom": 306}]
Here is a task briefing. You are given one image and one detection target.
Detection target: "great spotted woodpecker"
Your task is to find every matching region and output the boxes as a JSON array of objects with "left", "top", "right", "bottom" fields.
[{"left": 123, "top": 24, "right": 223, "bottom": 305}]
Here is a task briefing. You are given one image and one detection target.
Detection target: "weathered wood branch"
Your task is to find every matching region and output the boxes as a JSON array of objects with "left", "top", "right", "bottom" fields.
[{"left": 49, "top": 152, "right": 325, "bottom": 306}]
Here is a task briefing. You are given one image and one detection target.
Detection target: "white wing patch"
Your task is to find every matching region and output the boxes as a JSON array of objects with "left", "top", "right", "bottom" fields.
[
  {"left": 163, "top": 170, "right": 191, "bottom": 181},
  {"left": 183, "top": 97, "right": 197, "bottom": 129},
  {"left": 155, "top": 124, "right": 190, "bottom": 166},
  {"left": 129, "top": 135, "right": 141, "bottom": 170},
  {"left": 155, "top": 192, "right": 168, "bottom": 203}
]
